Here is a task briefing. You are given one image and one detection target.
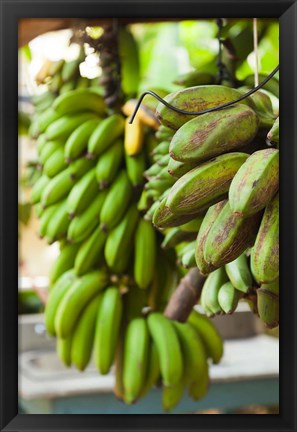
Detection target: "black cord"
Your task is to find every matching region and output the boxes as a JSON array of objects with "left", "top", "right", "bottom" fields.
[{"left": 129, "top": 64, "right": 279, "bottom": 124}]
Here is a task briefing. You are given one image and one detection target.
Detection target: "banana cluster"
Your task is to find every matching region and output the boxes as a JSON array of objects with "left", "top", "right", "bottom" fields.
[
  {"left": 146, "top": 84, "right": 279, "bottom": 328},
  {"left": 114, "top": 310, "right": 223, "bottom": 411}
]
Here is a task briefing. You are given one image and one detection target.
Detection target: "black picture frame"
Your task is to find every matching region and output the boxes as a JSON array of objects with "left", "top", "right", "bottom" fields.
[{"left": 0, "top": 0, "right": 296, "bottom": 430}]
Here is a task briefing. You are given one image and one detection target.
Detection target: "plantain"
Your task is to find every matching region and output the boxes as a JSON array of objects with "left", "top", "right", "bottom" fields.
[
  {"left": 166, "top": 153, "right": 248, "bottom": 216},
  {"left": 257, "top": 278, "right": 279, "bottom": 329},
  {"left": 169, "top": 104, "right": 258, "bottom": 163},
  {"left": 229, "top": 149, "right": 279, "bottom": 217}
]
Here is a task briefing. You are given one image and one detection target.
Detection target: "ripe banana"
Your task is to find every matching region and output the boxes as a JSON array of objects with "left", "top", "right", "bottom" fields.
[
  {"left": 94, "top": 286, "right": 123, "bottom": 374},
  {"left": 100, "top": 170, "right": 133, "bottom": 231},
  {"left": 251, "top": 193, "right": 279, "bottom": 283},
  {"left": 65, "top": 118, "right": 101, "bottom": 161},
  {"left": 122, "top": 99, "right": 160, "bottom": 130},
  {"left": 66, "top": 168, "right": 98, "bottom": 217},
  {"left": 55, "top": 269, "right": 109, "bottom": 338},
  {"left": 123, "top": 317, "right": 149, "bottom": 404},
  {"left": 225, "top": 252, "right": 252, "bottom": 293},
  {"left": 88, "top": 114, "right": 125, "bottom": 158},
  {"left": 67, "top": 190, "right": 107, "bottom": 243},
  {"left": 169, "top": 104, "right": 258, "bottom": 163},
  {"left": 204, "top": 201, "right": 261, "bottom": 268},
  {"left": 95, "top": 139, "right": 124, "bottom": 189},
  {"left": 218, "top": 281, "right": 242, "bottom": 314},
  {"left": 147, "top": 313, "right": 183, "bottom": 387},
  {"left": 104, "top": 205, "right": 139, "bottom": 274},
  {"left": 187, "top": 310, "right": 223, "bottom": 364},
  {"left": 71, "top": 294, "right": 102, "bottom": 371},
  {"left": 134, "top": 219, "right": 156, "bottom": 289},
  {"left": 74, "top": 226, "right": 107, "bottom": 276},
  {"left": 53, "top": 88, "right": 105, "bottom": 115},
  {"left": 229, "top": 149, "right": 279, "bottom": 217},
  {"left": 166, "top": 153, "right": 248, "bottom": 216},
  {"left": 195, "top": 200, "right": 227, "bottom": 275},
  {"left": 124, "top": 115, "right": 144, "bottom": 156},
  {"left": 156, "top": 85, "right": 255, "bottom": 130},
  {"left": 44, "top": 269, "right": 77, "bottom": 335}
]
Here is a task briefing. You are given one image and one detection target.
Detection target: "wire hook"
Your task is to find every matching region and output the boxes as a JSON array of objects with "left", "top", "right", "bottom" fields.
[{"left": 129, "top": 64, "right": 279, "bottom": 124}]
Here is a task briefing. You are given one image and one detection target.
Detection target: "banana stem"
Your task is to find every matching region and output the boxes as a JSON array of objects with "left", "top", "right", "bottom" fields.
[{"left": 164, "top": 268, "right": 206, "bottom": 322}]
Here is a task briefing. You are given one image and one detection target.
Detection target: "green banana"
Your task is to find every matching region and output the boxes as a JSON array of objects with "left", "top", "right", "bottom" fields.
[
  {"left": 187, "top": 310, "right": 223, "bottom": 364},
  {"left": 123, "top": 317, "right": 149, "bottom": 404},
  {"left": 155, "top": 153, "right": 170, "bottom": 167},
  {"left": 65, "top": 118, "right": 101, "bottom": 161},
  {"left": 156, "top": 85, "right": 255, "bottom": 130},
  {"left": 145, "top": 178, "right": 174, "bottom": 194},
  {"left": 166, "top": 152, "right": 248, "bottom": 216},
  {"left": 68, "top": 157, "right": 95, "bottom": 179},
  {"left": 195, "top": 200, "right": 227, "bottom": 275},
  {"left": 59, "top": 80, "right": 76, "bottom": 94},
  {"left": 71, "top": 294, "right": 102, "bottom": 371},
  {"left": 229, "top": 149, "right": 279, "bottom": 217},
  {"left": 204, "top": 201, "right": 261, "bottom": 268},
  {"left": 125, "top": 151, "right": 146, "bottom": 188},
  {"left": 46, "top": 112, "right": 98, "bottom": 141},
  {"left": 155, "top": 125, "right": 175, "bottom": 141},
  {"left": 104, "top": 205, "right": 139, "bottom": 274},
  {"left": 49, "top": 243, "right": 80, "bottom": 286},
  {"left": 162, "top": 379, "right": 185, "bottom": 412},
  {"left": 38, "top": 203, "right": 60, "bottom": 238},
  {"left": 88, "top": 114, "right": 125, "bottom": 158},
  {"left": 45, "top": 201, "right": 70, "bottom": 243},
  {"left": 118, "top": 27, "right": 140, "bottom": 96},
  {"left": 225, "top": 252, "right": 252, "bottom": 293},
  {"left": 181, "top": 247, "right": 196, "bottom": 269},
  {"left": 74, "top": 226, "right": 107, "bottom": 276},
  {"left": 37, "top": 107, "right": 62, "bottom": 134},
  {"left": 43, "top": 147, "right": 67, "bottom": 178},
  {"left": 147, "top": 313, "right": 183, "bottom": 387},
  {"left": 95, "top": 139, "right": 124, "bottom": 189},
  {"left": 39, "top": 140, "right": 63, "bottom": 165},
  {"left": 61, "top": 58, "right": 80, "bottom": 83},
  {"left": 167, "top": 158, "right": 197, "bottom": 179},
  {"left": 251, "top": 194, "right": 279, "bottom": 283},
  {"left": 152, "top": 195, "right": 202, "bottom": 229},
  {"left": 66, "top": 168, "right": 98, "bottom": 217},
  {"left": 161, "top": 228, "right": 196, "bottom": 249},
  {"left": 144, "top": 163, "right": 163, "bottom": 180},
  {"left": 244, "top": 74, "right": 279, "bottom": 98},
  {"left": 100, "top": 170, "right": 133, "bottom": 230},
  {"left": 188, "top": 361, "right": 209, "bottom": 401},
  {"left": 152, "top": 141, "right": 170, "bottom": 156},
  {"left": 173, "top": 321, "right": 208, "bottom": 385},
  {"left": 55, "top": 269, "right": 109, "bottom": 338},
  {"left": 31, "top": 175, "right": 50, "bottom": 204},
  {"left": 57, "top": 336, "right": 72, "bottom": 367},
  {"left": 257, "top": 278, "right": 279, "bottom": 328},
  {"left": 134, "top": 219, "right": 156, "bottom": 289},
  {"left": 180, "top": 216, "right": 204, "bottom": 233},
  {"left": 218, "top": 281, "right": 242, "bottom": 314},
  {"left": 201, "top": 267, "right": 228, "bottom": 315},
  {"left": 44, "top": 269, "right": 77, "bottom": 335},
  {"left": 94, "top": 286, "right": 123, "bottom": 374},
  {"left": 36, "top": 133, "right": 47, "bottom": 154},
  {"left": 76, "top": 76, "right": 90, "bottom": 89},
  {"left": 41, "top": 167, "right": 75, "bottom": 208},
  {"left": 267, "top": 117, "right": 279, "bottom": 145},
  {"left": 67, "top": 190, "right": 107, "bottom": 243},
  {"left": 123, "top": 284, "right": 148, "bottom": 322},
  {"left": 169, "top": 104, "right": 258, "bottom": 164},
  {"left": 137, "top": 341, "right": 160, "bottom": 401}
]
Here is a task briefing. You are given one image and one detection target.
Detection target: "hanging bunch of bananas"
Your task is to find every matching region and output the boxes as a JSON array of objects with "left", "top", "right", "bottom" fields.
[
  {"left": 28, "top": 32, "right": 227, "bottom": 411},
  {"left": 144, "top": 83, "right": 279, "bottom": 329}
]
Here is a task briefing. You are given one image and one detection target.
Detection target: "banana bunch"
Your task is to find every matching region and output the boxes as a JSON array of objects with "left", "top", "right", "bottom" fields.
[
  {"left": 115, "top": 310, "right": 223, "bottom": 411},
  {"left": 144, "top": 84, "right": 279, "bottom": 328}
]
